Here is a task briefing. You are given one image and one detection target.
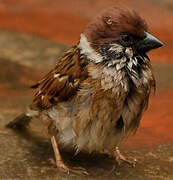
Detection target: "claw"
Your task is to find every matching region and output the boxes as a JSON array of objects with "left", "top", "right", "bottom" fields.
[
  {"left": 59, "top": 166, "right": 89, "bottom": 175},
  {"left": 56, "top": 159, "right": 89, "bottom": 175},
  {"left": 114, "top": 147, "right": 137, "bottom": 167}
]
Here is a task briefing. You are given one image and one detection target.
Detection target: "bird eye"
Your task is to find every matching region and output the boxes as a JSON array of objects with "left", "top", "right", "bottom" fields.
[{"left": 121, "top": 34, "right": 130, "bottom": 42}]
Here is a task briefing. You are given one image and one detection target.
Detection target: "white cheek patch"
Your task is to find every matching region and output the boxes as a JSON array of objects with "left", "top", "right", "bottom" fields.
[{"left": 78, "top": 34, "right": 103, "bottom": 63}]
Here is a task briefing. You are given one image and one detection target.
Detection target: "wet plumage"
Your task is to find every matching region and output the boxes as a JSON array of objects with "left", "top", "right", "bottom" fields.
[{"left": 7, "top": 7, "right": 163, "bottom": 174}]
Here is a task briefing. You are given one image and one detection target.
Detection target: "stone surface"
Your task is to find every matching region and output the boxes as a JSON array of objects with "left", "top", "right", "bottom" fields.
[
  {"left": 0, "top": 129, "right": 173, "bottom": 180},
  {"left": 0, "top": 30, "right": 173, "bottom": 179},
  {"left": 0, "top": 30, "right": 67, "bottom": 70}
]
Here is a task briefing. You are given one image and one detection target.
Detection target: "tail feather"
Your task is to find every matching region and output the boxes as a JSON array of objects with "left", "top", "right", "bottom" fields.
[
  {"left": 6, "top": 108, "right": 39, "bottom": 129},
  {"left": 6, "top": 113, "right": 32, "bottom": 129}
]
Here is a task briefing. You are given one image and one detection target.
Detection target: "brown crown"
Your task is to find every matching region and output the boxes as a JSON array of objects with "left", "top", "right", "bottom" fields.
[{"left": 83, "top": 7, "right": 148, "bottom": 50}]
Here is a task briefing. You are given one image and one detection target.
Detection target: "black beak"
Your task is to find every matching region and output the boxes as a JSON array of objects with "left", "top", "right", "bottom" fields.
[{"left": 138, "top": 32, "right": 163, "bottom": 53}]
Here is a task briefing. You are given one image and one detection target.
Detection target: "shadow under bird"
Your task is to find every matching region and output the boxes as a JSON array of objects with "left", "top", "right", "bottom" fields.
[{"left": 7, "top": 7, "right": 163, "bottom": 175}]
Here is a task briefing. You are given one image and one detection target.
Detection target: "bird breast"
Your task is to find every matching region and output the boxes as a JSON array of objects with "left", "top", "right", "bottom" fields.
[
  {"left": 44, "top": 64, "right": 130, "bottom": 153},
  {"left": 43, "top": 61, "right": 153, "bottom": 154}
]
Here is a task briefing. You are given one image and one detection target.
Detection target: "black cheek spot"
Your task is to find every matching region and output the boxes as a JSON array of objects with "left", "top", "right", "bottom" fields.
[
  {"left": 100, "top": 43, "right": 124, "bottom": 62},
  {"left": 115, "top": 116, "right": 124, "bottom": 130},
  {"left": 100, "top": 43, "right": 110, "bottom": 54}
]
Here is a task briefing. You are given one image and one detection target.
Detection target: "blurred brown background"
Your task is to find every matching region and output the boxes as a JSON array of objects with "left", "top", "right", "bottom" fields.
[{"left": 0, "top": 0, "right": 173, "bottom": 179}]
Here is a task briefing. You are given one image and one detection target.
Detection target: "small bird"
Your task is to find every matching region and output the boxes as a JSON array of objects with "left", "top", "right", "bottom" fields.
[{"left": 7, "top": 7, "right": 163, "bottom": 174}]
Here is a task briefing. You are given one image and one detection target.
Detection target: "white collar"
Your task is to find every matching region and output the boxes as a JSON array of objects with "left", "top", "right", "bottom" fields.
[{"left": 78, "top": 34, "right": 103, "bottom": 63}]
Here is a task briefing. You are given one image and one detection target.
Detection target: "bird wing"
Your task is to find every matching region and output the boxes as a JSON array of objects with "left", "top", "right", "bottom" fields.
[{"left": 30, "top": 46, "right": 88, "bottom": 110}]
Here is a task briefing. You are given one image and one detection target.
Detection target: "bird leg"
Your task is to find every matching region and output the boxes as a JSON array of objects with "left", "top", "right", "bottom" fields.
[
  {"left": 113, "top": 147, "right": 137, "bottom": 167},
  {"left": 50, "top": 135, "right": 89, "bottom": 175}
]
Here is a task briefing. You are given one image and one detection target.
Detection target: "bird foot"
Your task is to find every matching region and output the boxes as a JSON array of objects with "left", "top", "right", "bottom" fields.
[
  {"left": 56, "top": 160, "right": 89, "bottom": 175},
  {"left": 51, "top": 135, "right": 89, "bottom": 175},
  {"left": 42, "top": 159, "right": 89, "bottom": 175},
  {"left": 114, "top": 147, "right": 137, "bottom": 167}
]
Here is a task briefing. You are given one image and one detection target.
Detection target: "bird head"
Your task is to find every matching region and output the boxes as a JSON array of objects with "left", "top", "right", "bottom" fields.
[{"left": 78, "top": 8, "right": 163, "bottom": 69}]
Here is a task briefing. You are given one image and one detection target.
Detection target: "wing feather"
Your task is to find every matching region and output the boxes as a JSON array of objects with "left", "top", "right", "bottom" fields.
[{"left": 30, "top": 46, "right": 88, "bottom": 110}]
